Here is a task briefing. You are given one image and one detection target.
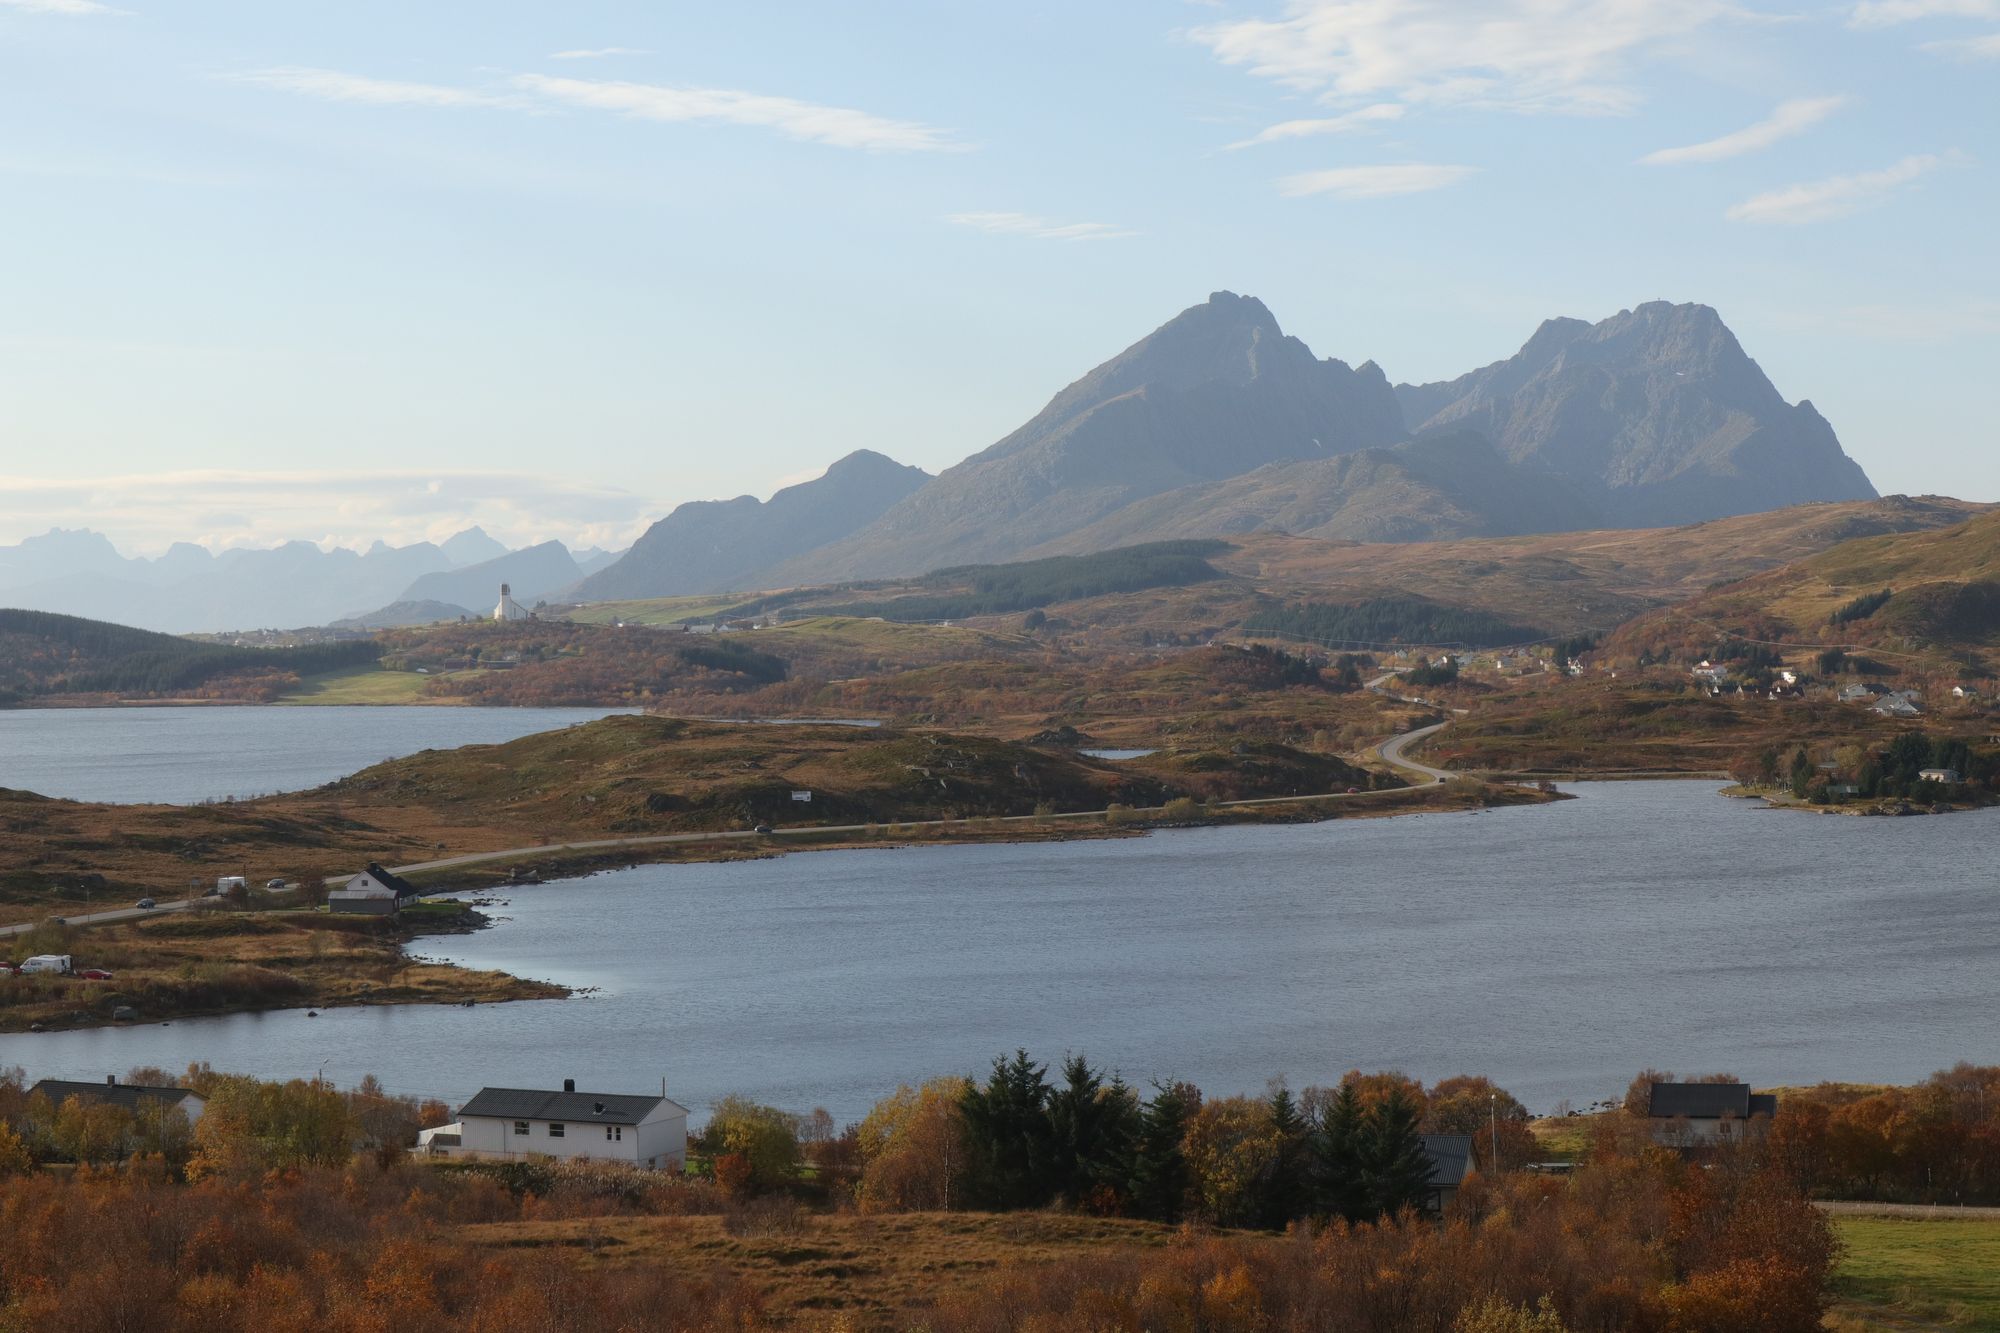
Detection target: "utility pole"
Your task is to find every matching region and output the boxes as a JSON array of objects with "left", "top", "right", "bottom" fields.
[{"left": 1490, "top": 1090, "right": 1500, "bottom": 1176}]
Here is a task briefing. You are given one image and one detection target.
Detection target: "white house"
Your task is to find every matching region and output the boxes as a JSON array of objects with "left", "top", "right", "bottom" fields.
[
  {"left": 428, "top": 1079, "right": 688, "bottom": 1170},
  {"left": 493, "top": 583, "right": 531, "bottom": 622},
  {"left": 327, "top": 862, "right": 421, "bottom": 916},
  {"left": 1919, "top": 767, "right": 1962, "bottom": 784}
]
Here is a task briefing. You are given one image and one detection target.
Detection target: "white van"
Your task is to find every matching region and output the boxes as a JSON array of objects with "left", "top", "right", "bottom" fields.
[
  {"left": 19, "top": 954, "right": 72, "bottom": 975},
  {"left": 215, "top": 876, "right": 248, "bottom": 894}
]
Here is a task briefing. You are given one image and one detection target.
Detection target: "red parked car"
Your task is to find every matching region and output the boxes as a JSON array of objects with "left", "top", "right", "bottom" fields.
[{"left": 76, "top": 968, "right": 115, "bottom": 980}]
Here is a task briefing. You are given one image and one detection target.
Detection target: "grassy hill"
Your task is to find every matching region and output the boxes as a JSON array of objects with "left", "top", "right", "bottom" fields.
[
  {"left": 1603, "top": 506, "right": 2000, "bottom": 672},
  {"left": 0, "top": 608, "right": 380, "bottom": 704}
]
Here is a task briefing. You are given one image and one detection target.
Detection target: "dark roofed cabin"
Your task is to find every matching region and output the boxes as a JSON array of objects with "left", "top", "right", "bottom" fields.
[{"left": 1647, "top": 1082, "right": 1776, "bottom": 1145}]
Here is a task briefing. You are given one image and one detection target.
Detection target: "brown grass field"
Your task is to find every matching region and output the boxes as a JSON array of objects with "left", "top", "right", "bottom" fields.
[{"left": 461, "top": 1210, "right": 1207, "bottom": 1329}]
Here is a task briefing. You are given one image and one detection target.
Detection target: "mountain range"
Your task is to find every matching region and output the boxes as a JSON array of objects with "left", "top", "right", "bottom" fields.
[
  {"left": 583, "top": 292, "right": 1879, "bottom": 599},
  {"left": 0, "top": 526, "right": 620, "bottom": 634}
]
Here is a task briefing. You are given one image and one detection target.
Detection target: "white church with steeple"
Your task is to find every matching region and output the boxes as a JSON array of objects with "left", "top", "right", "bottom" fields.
[{"left": 493, "top": 583, "right": 531, "bottom": 621}]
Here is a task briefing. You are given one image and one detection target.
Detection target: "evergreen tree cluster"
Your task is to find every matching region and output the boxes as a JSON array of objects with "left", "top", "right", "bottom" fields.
[
  {"left": 1244, "top": 597, "right": 1545, "bottom": 651},
  {"left": 955, "top": 1050, "right": 1441, "bottom": 1227}
]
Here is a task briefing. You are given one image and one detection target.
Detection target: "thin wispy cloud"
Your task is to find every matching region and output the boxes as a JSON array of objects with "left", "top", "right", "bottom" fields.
[
  {"left": 1640, "top": 96, "right": 1847, "bottom": 165},
  {"left": 549, "top": 47, "right": 651, "bottom": 60},
  {"left": 1848, "top": 0, "right": 1996, "bottom": 26},
  {"left": 946, "top": 211, "right": 1138, "bottom": 241},
  {"left": 1225, "top": 103, "right": 1403, "bottom": 150},
  {"left": 1921, "top": 30, "right": 2000, "bottom": 54},
  {"left": 0, "top": 0, "right": 120, "bottom": 12},
  {"left": 1194, "top": 0, "right": 1745, "bottom": 116},
  {"left": 515, "top": 74, "right": 965, "bottom": 152},
  {"left": 1277, "top": 163, "right": 1478, "bottom": 198},
  {"left": 1725, "top": 152, "right": 1955, "bottom": 223},
  {"left": 236, "top": 67, "right": 517, "bottom": 110},
  {"left": 235, "top": 66, "right": 964, "bottom": 153}
]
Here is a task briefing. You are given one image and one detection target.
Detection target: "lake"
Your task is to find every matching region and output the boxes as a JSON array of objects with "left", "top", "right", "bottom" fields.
[
  {"left": 5, "top": 781, "right": 1995, "bottom": 1123},
  {"left": 0, "top": 705, "right": 636, "bottom": 804}
]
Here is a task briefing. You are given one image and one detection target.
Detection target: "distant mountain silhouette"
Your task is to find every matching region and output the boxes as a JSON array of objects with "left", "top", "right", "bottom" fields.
[
  {"left": 760, "top": 293, "right": 1408, "bottom": 584},
  {"left": 440, "top": 526, "right": 509, "bottom": 566},
  {"left": 391, "top": 540, "right": 581, "bottom": 615},
  {"left": 1394, "top": 301, "right": 1876, "bottom": 526},
  {"left": 574, "top": 450, "right": 931, "bottom": 600}
]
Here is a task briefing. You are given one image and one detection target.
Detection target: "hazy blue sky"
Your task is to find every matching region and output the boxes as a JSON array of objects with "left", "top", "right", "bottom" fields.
[{"left": 2, "top": 0, "right": 1995, "bottom": 554}]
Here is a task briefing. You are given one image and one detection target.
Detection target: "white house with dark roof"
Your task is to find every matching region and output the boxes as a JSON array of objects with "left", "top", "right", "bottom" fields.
[
  {"left": 327, "top": 862, "right": 422, "bottom": 916},
  {"left": 1647, "top": 1082, "right": 1777, "bottom": 1145},
  {"left": 427, "top": 1079, "right": 688, "bottom": 1169}
]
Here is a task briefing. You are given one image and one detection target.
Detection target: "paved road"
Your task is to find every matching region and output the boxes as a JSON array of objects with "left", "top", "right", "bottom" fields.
[
  {"left": 6, "top": 721, "right": 1463, "bottom": 938},
  {"left": 1377, "top": 722, "right": 1456, "bottom": 784}
]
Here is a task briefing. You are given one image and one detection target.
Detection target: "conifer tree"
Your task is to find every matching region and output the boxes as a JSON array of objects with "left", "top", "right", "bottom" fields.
[
  {"left": 1364, "top": 1086, "right": 1435, "bottom": 1218},
  {"left": 1047, "top": 1055, "right": 1138, "bottom": 1207},
  {"left": 958, "top": 1049, "right": 1055, "bottom": 1209},
  {"left": 1125, "top": 1080, "right": 1199, "bottom": 1222},
  {"left": 1314, "top": 1082, "right": 1369, "bottom": 1222},
  {"left": 1262, "top": 1084, "right": 1310, "bottom": 1226}
]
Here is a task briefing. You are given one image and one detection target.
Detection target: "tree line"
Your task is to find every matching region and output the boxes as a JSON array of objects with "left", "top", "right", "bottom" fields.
[
  {"left": 0, "top": 608, "right": 379, "bottom": 702},
  {"left": 1244, "top": 597, "right": 1546, "bottom": 651}
]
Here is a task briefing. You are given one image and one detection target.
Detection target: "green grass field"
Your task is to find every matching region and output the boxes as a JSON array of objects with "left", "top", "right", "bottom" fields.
[
  {"left": 566, "top": 595, "right": 750, "bottom": 626},
  {"left": 278, "top": 664, "right": 447, "bottom": 705},
  {"left": 1829, "top": 1214, "right": 2000, "bottom": 1331}
]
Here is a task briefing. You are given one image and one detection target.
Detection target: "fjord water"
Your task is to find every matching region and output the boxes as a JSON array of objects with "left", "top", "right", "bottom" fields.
[
  {"left": 0, "top": 705, "right": 635, "bottom": 804},
  {"left": 5, "top": 782, "right": 1994, "bottom": 1121}
]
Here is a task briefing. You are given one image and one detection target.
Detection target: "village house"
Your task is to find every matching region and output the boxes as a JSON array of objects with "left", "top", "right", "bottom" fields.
[
  {"left": 1646, "top": 1082, "right": 1776, "bottom": 1145},
  {"left": 1422, "top": 1134, "right": 1476, "bottom": 1214},
  {"left": 1839, "top": 683, "right": 1886, "bottom": 703},
  {"left": 327, "top": 862, "right": 422, "bottom": 916},
  {"left": 1872, "top": 691, "right": 1923, "bottom": 719},
  {"left": 27, "top": 1075, "right": 206, "bottom": 1127},
  {"left": 1953, "top": 684, "right": 1981, "bottom": 701},
  {"left": 1919, "top": 767, "right": 1962, "bottom": 784},
  {"left": 422, "top": 1079, "right": 689, "bottom": 1169}
]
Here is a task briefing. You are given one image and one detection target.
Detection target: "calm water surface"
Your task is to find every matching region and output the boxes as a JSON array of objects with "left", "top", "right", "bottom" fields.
[
  {"left": 0, "top": 705, "right": 635, "bottom": 803},
  {"left": 4, "top": 782, "right": 1995, "bottom": 1121}
]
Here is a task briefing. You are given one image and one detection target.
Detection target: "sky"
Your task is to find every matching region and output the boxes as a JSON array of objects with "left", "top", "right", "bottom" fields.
[{"left": 1, "top": 0, "right": 1996, "bottom": 556}]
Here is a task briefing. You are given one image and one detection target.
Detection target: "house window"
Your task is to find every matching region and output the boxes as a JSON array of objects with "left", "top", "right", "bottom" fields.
[
  {"left": 548, "top": 1123, "right": 565, "bottom": 1138},
  {"left": 514, "top": 1121, "right": 529, "bottom": 1136},
  {"left": 603, "top": 1125, "right": 623, "bottom": 1141}
]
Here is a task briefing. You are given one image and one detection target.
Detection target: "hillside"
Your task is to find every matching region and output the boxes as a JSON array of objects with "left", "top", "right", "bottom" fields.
[
  {"left": 575, "top": 450, "right": 931, "bottom": 601},
  {"left": 1397, "top": 302, "right": 1875, "bottom": 526},
  {"left": 1603, "top": 505, "right": 2000, "bottom": 670},
  {"left": 0, "top": 608, "right": 380, "bottom": 704},
  {"left": 1042, "top": 430, "right": 1603, "bottom": 549}
]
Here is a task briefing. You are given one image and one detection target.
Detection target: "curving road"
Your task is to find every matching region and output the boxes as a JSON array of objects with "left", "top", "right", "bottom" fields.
[{"left": 1377, "top": 722, "right": 1456, "bottom": 784}]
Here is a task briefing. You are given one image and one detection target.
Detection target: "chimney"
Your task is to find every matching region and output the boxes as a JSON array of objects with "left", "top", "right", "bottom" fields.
[
  {"left": 563, "top": 1078, "right": 575, "bottom": 1093},
  {"left": 593, "top": 1102, "right": 605, "bottom": 1115},
  {"left": 106, "top": 1074, "right": 116, "bottom": 1086}
]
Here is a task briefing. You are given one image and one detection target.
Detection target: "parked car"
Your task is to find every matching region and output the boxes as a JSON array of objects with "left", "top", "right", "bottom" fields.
[
  {"left": 202, "top": 887, "right": 222, "bottom": 898},
  {"left": 135, "top": 898, "right": 156, "bottom": 909},
  {"left": 753, "top": 824, "right": 773, "bottom": 834},
  {"left": 265, "top": 878, "right": 286, "bottom": 890},
  {"left": 49, "top": 917, "right": 66, "bottom": 926},
  {"left": 76, "top": 968, "right": 115, "bottom": 981}
]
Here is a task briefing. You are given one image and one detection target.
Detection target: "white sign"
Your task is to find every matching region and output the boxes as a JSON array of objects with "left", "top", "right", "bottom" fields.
[{"left": 790, "top": 790, "right": 812, "bottom": 803}]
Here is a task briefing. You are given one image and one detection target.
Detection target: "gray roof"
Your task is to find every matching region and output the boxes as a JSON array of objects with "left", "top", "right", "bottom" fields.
[
  {"left": 1422, "top": 1134, "right": 1475, "bottom": 1187},
  {"left": 29, "top": 1080, "right": 200, "bottom": 1113},
  {"left": 1648, "top": 1082, "right": 1778, "bottom": 1120},
  {"left": 458, "top": 1086, "right": 685, "bottom": 1127}
]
